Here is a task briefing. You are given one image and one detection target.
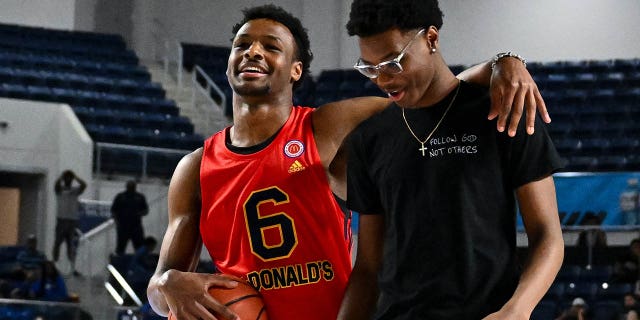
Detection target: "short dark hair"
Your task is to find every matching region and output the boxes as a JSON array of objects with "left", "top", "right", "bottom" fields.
[
  {"left": 346, "top": 0, "right": 444, "bottom": 37},
  {"left": 232, "top": 4, "right": 313, "bottom": 90}
]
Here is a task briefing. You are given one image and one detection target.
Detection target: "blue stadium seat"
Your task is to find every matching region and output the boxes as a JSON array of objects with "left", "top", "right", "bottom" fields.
[
  {"left": 587, "top": 59, "right": 613, "bottom": 73},
  {"left": 0, "top": 83, "right": 28, "bottom": 99},
  {"left": 556, "top": 265, "right": 583, "bottom": 283},
  {"left": 546, "top": 73, "right": 572, "bottom": 90},
  {"left": 548, "top": 122, "right": 573, "bottom": 139},
  {"left": 573, "top": 72, "right": 596, "bottom": 90},
  {"left": 597, "top": 156, "right": 628, "bottom": 171},
  {"left": 147, "top": 152, "right": 182, "bottom": 178},
  {"left": 598, "top": 72, "right": 625, "bottom": 89},
  {"left": 26, "top": 85, "right": 53, "bottom": 100},
  {"left": 563, "top": 282, "right": 598, "bottom": 302},
  {"left": 566, "top": 156, "right": 599, "bottom": 172},
  {"left": 595, "top": 283, "right": 633, "bottom": 301},
  {"left": 531, "top": 300, "right": 559, "bottom": 320},
  {"left": 580, "top": 266, "right": 613, "bottom": 283},
  {"left": 554, "top": 138, "right": 582, "bottom": 156},
  {"left": 591, "top": 300, "right": 623, "bottom": 320},
  {"left": 579, "top": 138, "right": 610, "bottom": 156},
  {"left": 544, "top": 282, "right": 566, "bottom": 301},
  {"left": 97, "top": 148, "right": 144, "bottom": 175},
  {"left": 609, "top": 138, "right": 638, "bottom": 155}
]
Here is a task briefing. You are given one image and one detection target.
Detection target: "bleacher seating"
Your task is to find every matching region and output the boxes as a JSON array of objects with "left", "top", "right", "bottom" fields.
[
  {"left": 0, "top": 23, "right": 203, "bottom": 178},
  {"left": 178, "top": 41, "right": 639, "bottom": 172}
]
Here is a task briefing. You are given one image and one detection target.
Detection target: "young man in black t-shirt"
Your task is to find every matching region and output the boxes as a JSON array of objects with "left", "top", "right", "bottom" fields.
[{"left": 338, "top": 1, "right": 565, "bottom": 319}]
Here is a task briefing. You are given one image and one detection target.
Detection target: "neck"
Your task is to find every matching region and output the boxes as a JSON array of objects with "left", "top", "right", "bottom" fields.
[
  {"left": 416, "top": 58, "right": 459, "bottom": 108},
  {"left": 230, "top": 93, "right": 293, "bottom": 147}
]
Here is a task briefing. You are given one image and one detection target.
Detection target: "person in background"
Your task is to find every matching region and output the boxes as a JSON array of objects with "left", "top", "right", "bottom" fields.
[
  {"left": 16, "top": 234, "right": 47, "bottom": 270},
  {"left": 556, "top": 297, "right": 589, "bottom": 320},
  {"left": 28, "top": 261, "right": 70, "bottom": 302},
  {"left": 111, "top": 180, "right": 149, "bottom": 255},
  {"left": 623, "top": 292, "right": 640, "bottom": 320},
  {"left": 128, "top": 236, "right": 158, "bottom": 277},
  {"left": 613, "top": 238, "right": 640, "bottom": 283},
  {"left": 52, "top": 170, "right": 86, "bottom": 276},
  {"left": 576, "top": 213, "right": 607, "bottom": 249}
]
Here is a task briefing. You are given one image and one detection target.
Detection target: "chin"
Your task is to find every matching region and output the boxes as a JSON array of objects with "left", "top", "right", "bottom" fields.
[{"left": 232, "top": 84, "right": 271, "bottom": 97}]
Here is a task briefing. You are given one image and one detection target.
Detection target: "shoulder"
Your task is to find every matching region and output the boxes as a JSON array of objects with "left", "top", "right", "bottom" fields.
[
  {"left": 171, "top": 148, "right": 203, "bottom": 188},
  {"left": 353, "top": 103, "right": 396, "bottom": 135},
  {"left": 177, "top": 148, "right": 203, "bottom": 174}
]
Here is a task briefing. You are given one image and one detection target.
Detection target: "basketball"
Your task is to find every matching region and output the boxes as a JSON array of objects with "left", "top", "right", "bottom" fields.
[{"left": 167, "top": 274, "right": 267, "bottom": 320}]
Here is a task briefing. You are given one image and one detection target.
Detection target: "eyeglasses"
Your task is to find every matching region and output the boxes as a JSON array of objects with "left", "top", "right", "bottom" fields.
[{"left": 354, "top": 28, "right": 426, "bottom": 79}]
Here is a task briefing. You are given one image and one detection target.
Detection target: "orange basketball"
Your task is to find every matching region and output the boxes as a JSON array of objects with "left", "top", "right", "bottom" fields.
[{"left": 168, "top": 274, "right": 267, "bottom": 320}]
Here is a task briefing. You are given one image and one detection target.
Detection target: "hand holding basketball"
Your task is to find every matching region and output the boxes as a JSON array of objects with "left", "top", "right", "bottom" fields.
[{"left": 166, "top": 273, "right": 267, "bottom": 320}]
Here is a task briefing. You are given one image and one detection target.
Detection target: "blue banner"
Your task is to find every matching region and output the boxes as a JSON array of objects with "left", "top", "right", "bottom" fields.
[{"left": 518, "top": 172, "right": 640, "bottom": 227}]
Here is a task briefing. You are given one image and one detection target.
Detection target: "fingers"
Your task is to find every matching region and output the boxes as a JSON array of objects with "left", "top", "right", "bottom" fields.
[
  {"left": 488, "top": 88, "right": 501, "bottom": 121},
  {"left": 201, "top": 294, "right": 239, "bottom": 320},
  {"left": 525, "top": 87, "right": 537, "bottom": 135},
  {"left": 496, "top": 89, "right": 514, "bottom": 134},
  {"left": 507, "top": 87, "right": 526, "bottom": 137},
  {"left": 535, "top": 89, "right": 551, "bottom": 123},
  {"left": 207, "top": 274, "right": 240, "bottom": 289}
]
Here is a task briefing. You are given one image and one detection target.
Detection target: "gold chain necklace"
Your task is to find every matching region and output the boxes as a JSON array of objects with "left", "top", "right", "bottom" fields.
[{"left": 401, "top": 80, "right": 461, "bottom": 156}]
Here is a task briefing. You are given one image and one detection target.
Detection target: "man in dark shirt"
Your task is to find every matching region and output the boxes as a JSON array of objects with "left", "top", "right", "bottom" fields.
[
  {"left": 111, "top": 180, "right": 149, "bottom": 255},
  {"left": 338, "top": 1, "right": 565, "bottom": 319}
]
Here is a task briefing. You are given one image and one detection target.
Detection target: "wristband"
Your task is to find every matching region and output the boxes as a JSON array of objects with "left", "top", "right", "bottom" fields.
[{"left": 491, "top": 52, "right": 526, "bottom": 70}]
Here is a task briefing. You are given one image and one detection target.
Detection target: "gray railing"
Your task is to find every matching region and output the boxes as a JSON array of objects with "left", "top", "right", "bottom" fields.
[
  {"left": 0, "top": 298, "right": 90, "bottom": 319},
  {"left": 94, "top": 142, "right": 190, "bottom": 180},
  {"left": 192, "top": 65, "right": 226, "bottom": 112}
]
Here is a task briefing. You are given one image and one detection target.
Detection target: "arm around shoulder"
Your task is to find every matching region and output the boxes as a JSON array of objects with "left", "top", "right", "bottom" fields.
[{"left": 313, "top": 96, "right": 390, "bottom": 168}]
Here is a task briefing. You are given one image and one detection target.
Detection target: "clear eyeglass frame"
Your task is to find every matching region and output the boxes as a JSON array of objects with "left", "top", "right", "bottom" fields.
[{"left": 353, "top": 28, "right": 426, "bottom": 79}]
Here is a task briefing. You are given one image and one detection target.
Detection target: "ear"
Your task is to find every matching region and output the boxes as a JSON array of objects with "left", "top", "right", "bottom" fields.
[
  {"left": 426, "top": 26, "right": 439, "bottom": 52},
  {"left": 290, "top": 60, "right": 303, "bottom": 82}
]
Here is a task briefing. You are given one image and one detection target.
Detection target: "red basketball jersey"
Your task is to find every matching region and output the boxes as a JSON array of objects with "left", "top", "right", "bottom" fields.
[{"left": 200, "top": 106, "right": 352, "bottom": 320}]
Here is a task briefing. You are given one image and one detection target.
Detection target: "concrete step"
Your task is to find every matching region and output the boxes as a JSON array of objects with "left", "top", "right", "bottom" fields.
[{"left": 140, "top": 60, "right": 227, "bottom": 138}]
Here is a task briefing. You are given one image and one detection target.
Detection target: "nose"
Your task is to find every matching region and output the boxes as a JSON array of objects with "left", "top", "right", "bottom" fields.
[
  {"left": 373, "top": 72, "right": 394, "bottom": 88},
  {"left": 244, "top": 42, "right": 264, "bottom": 60}
]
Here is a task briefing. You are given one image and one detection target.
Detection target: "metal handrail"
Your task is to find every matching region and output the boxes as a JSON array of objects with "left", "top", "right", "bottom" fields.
[
  {"left": 106, "top": 264, "right": 143, "bottom": 307},
  {"left": 95, "top": 142, "right": 191, "bottom": 180},
  {"left": 0, "top": 298, "right": 82, "bottom": 308},
  {"left": 79, "top": 219, "right": 114, "bottom": 242},
  {"left": 192, "top": 65, "right": 226, "bottom": 112}
]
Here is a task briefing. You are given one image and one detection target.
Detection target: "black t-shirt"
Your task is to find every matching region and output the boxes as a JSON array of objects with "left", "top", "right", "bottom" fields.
[{"left": 347, "top": 81, "right": 565, "bottom": 319}]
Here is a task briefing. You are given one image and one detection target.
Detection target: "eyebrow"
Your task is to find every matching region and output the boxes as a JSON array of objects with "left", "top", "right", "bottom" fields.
[
  {"left": 359, "top": 51, "right": 400, "bottom": 65},
  {"left": 235, "top": 33, "right": 283, "bottom": 44}
]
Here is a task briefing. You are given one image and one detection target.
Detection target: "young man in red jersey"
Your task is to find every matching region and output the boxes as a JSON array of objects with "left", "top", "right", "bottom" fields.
[{"left": 147, "top": 4, "right": 550, "bottom": 320}]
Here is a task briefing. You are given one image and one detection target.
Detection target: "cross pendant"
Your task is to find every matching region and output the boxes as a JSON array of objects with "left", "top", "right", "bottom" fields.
[{"left": 419, "top": 143, "right": 428, "bottom": 157}]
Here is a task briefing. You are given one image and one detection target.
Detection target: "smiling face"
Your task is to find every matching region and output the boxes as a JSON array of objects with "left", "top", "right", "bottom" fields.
[
  {"left": 227, "top": 18, "right": 302, "bottom": 99},
  {"left": 358, "top": 28, "right": 437, "bottom": 107}
]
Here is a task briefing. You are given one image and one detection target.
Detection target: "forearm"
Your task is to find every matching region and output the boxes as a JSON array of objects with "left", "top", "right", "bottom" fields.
[
  {"left": 505, "top": 224, "right": 564, "bottom": 315},
  {"left": 337, "top": 266, "right": 379, "bottom": 320},
  {"left": 456, "top": 61, "right": 491, "bottom": 86},
  {"left": 502, "top": 176, "right": 564, "bottom": 316},
  {"left": 456, "top": 55, "right": 527, "bottom": 87}
]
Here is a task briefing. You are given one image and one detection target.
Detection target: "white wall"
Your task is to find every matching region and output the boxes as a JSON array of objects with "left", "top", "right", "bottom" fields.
[
  {"left": 3, "top": 1, "right": 637, "bottom": 70},
  {"left": 438, "top": 0, "right": 640, "bottom": 65},
  {"left": 0, "top": 98, "right": 93, "bottom": 258},
  {"left": 126, "top": 0, "right": 640, "bottom": 73},
  {"left": 74, "top": 0, "right": 98, "bottom": 32},
  {"left": 0, "top": 0, "right": 76, "bottom": 30}
]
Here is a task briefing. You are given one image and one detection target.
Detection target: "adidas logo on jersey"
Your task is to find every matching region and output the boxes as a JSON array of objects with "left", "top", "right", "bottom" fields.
[{"left": 288, "top": 160, "right": 306, "bottom": 173}]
